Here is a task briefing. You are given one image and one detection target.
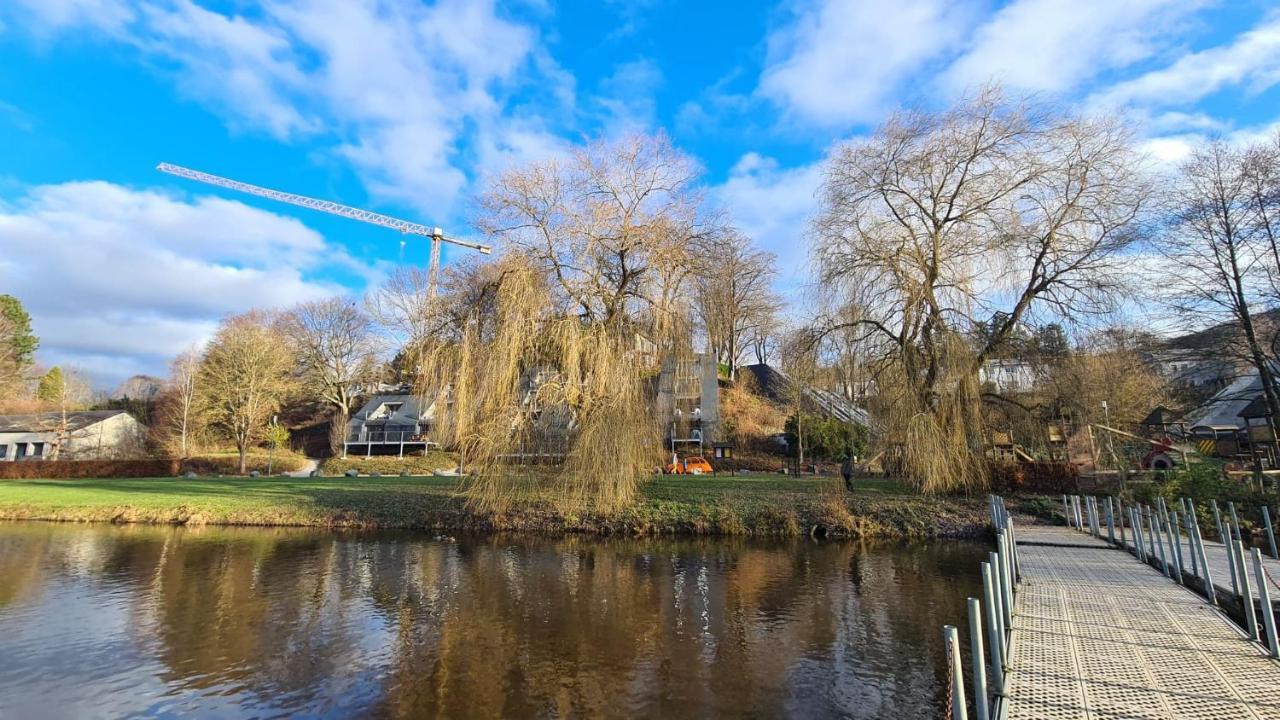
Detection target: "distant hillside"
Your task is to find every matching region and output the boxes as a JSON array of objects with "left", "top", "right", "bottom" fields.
[
  {"left": 1167, "top": 308, "right": 1280, "bottom": 351},
  {"left": 112, "top": 374, "right": 163, "bottom": 401}
]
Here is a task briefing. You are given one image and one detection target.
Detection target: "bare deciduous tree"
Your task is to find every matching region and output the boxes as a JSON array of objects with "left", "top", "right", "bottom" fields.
[
  {"left": 478, "top": 132, "right": 717, "bottom": 339},
  {"left": 157, "top": 348, "right": 202, "bottom": 458},
  {"left": 367, "top": 266, "right": 434, "bottom": 347},
  {"left": 283, "top": 298, "right": 382, "bottom": 453},
  {"left": 812, "top": 87, "right": 1148, "bottom": 491},
  {"left": 694, "top": 231, "right": 779, "bottom": 380},
  {"left": 198, "top": 312, "right": 295, "bottom": 474},
  {"left": 1159, "top": 140, "right": 1280, "bottom": 438}
]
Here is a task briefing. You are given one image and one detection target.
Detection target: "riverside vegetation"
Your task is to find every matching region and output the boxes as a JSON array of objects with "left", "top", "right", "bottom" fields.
[{"left": 0, "top": 473, "right": 1013, "bottom": 539}]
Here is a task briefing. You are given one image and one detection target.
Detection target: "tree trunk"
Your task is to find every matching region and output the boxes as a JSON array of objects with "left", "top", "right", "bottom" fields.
[
  {"left": 238, "top": 443, "right": 248, "bottom": 475},
  {"left": 330, "top": 410, "right": 349, "bottom": 455}
]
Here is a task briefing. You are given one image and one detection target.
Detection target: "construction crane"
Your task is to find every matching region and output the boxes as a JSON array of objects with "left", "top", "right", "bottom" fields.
[{"left": 156, "top": 162, "right": 491, "bottom": 297}]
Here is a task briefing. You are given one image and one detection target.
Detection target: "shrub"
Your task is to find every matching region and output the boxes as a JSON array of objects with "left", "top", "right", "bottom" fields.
[
  {"left": 784, "top": 413, "right": 868, "bottom": 460},
  {"left": 180, "top": 450, "right": 308, "bottom": 476},
  {"left": 0, "top": 459, "right": 181, "bottom": 479},
  {"left": 987, "top": 460, "right": 1079, "bottom": 494},
  {"left": 320, "top": 451, "right": 459, "bottom": 476}
]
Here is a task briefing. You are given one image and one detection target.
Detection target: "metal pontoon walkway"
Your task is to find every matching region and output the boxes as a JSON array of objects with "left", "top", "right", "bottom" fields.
[{"left": 1002, "top": 525, "right": 1280, "bottom": 720}]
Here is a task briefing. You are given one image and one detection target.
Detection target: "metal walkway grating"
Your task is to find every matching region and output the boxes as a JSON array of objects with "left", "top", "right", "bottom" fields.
[{"left": 1003, "top": 528, "right": 1280, "bottom": 719}]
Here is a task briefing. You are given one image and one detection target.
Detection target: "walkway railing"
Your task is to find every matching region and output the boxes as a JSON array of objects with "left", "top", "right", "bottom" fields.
[{"left": 943, "top": 490, "right": 1280, "bottom": 720}]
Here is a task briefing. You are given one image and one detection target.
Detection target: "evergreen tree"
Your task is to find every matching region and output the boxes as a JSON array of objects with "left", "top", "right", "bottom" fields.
[
  {"left": 37, "top": 366, "right": 64, "bottom": 402},
  {"left": 0, "top": 295, "right": 38, "bottom": 367}
]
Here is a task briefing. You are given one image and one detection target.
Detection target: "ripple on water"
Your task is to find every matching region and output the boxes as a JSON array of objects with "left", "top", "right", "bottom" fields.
[{"left": 0, "top": 523, "right": 981, "bottom": 718}]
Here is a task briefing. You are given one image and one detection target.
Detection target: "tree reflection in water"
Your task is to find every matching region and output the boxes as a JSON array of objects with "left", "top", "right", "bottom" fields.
[{"left": 0, "top": 523, "right": 984, "bottom": 719}]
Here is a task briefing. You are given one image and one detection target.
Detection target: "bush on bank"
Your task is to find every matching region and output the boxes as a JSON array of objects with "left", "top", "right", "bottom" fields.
[{"left": 320, "top": 452, "right": 459, "bottom": 476}]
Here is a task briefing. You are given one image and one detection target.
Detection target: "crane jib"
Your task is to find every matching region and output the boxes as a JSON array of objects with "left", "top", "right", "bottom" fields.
[{"left": 155, "top": 162, "right": 491, "bottom": 254}]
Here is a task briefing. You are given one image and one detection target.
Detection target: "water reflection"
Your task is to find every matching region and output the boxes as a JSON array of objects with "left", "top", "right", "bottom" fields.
[{"left": 0, "top": 523, "right": 984, "bottom": 719}]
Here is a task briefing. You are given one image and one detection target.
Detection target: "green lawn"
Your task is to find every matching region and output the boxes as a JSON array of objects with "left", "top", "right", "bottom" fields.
[{"left": 0, "top": 473, "right": 988, "bottom": 538}]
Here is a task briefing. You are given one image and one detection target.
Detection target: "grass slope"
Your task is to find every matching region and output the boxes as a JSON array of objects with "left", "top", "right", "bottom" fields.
[{"left": 0, "top": 474, "right": 993, "bottom": 539}]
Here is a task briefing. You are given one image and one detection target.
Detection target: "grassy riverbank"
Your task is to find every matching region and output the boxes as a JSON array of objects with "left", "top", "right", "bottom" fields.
[{"left": 0, "top": 474, "right": 1005, "bottom": 538}]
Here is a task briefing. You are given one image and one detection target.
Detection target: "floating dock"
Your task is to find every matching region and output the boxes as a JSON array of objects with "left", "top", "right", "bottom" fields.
[{"left": 1003, "top": 525, "right": 1280, "bottom": 719}]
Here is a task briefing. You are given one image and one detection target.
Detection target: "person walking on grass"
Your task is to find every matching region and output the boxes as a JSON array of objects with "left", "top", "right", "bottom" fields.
[{"left": 841, "top": 455, "right": 855, "bottom": 492}]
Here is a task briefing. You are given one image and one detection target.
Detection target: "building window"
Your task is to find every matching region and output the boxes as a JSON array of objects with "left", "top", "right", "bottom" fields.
[
  {"left": 0, "top": 445, "right": 6, "bottom": 460},
  {"left": 31, "top": 442, "right": 45, "bottom": 458}
]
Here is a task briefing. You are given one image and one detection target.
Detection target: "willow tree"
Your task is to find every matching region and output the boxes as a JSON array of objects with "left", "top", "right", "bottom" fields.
[
  {"left": 420, "top": 133, "right": 720, "bottom": 513},
  {"left": 811, "top": 87, "right": 1147, "bottom": 492}
]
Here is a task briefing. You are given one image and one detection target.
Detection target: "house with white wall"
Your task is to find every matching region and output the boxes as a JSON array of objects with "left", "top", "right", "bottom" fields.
[{"left": 0, "top": 410, "right": 145, "bottom": 461}]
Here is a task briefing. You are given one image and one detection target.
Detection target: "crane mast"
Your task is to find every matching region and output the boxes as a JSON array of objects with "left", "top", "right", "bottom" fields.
[{"left": 156, "top": 162, "right": 490, "bottom": 297}]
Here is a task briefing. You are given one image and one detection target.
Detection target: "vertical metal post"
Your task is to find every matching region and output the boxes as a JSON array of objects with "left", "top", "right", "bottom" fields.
[
  {"left": 1075, "top": 495, "right": 1084, "bottom": 530},
  {"left": 1008, "top": 516, "right": 1021, "bottom": 582},
  {"left": 1062, "top": 495, "right": 1071, "bottom": 527},
  {"left": 1171, "top": 511, "right": 1186, "bottom": 581},
  {"left": 987, "top": 553, "right": 1008, "bottom": 654},
  {"left": 1235, "top": 539, "right": 1259, "bottom": 642},
  {"left": 1252, "top": 549, "right": 1279, "bottom": 657},
  {"left": 1146, "top": 506, "right": 1158, "bottom": 560},
  {"left": 1106, "top": 497, "right": 1116, "bottom": 545},
  {"left": 1153, "top": 509, "right": 1170, "bottom": 577},
  {"left": 997, "top": 534, "right": 1014, "bottom": 628},
  {"left": 1229, "top": 502, "right": 1242, "bottom": 543},
  {"left": 1263, "top": 506, "right": 1278, "bottom": 560},
  {"left": 1214, "top": 501, "right": 1239, "bottom": 592},
  {"left": 1190, "top": 508, "right": 1217, "bottom": 605},
  {"left": 1136, "top": 507, "right": 1146, "bottom": 563},
  {"left": 1182, "top": 499, "right": 1198, "bottom": 577},
  {"left": 1226, "top": 525, "right": 1241, "bottom": 596},
  {"left": 944, "top": 625, "right": 969, "bottom": 720},
  {"left": 1165, "top": 507, "right": 1184, "bottom": 584},
  {"left": 968, "top": 598, "right": 990, "bottom": 720},
  {"left": 1117, "top": 497, "right": 1126, "bottom": 549},
  {"left": 982, "top": 563, "right": 1006, "bottom": 683}
]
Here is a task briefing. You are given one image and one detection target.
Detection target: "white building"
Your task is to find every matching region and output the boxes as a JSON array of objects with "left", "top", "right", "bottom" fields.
[
  {"left": 979, "top": 358, "right": 1039, "bottom": 393},
  {"left": 0, "top": 410, "right": 146, "bottom": 461}
]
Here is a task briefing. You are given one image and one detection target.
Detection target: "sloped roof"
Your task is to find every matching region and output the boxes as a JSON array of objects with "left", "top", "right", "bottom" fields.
[
  {"left": 349, "top": 394, "right": 429, "bottom": 428},
  {"left": 739, "top": 364, "right": 870, "bottom": 426},
  {"left": 0, "top": 410, "right": 131, "bottom": 433},
  {"left": 1184, "top": 373, "right": 1263, "bottom": 429},
  {"left": 1238, "top": 395, "right": 1271, "bottom": 420},
  {"left": 1140, "top": 405, "right": 1181, "bottom": 426}
]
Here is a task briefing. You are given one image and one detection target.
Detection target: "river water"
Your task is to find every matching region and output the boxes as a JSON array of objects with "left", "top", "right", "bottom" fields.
[{"left": 0, "top": 522, "right": 986, "bottom": 719}]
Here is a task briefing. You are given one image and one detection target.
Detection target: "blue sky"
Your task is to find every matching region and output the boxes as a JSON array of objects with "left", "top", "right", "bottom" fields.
[{"left": 1, "top": 0, "right": 1279, "bottom": 386}]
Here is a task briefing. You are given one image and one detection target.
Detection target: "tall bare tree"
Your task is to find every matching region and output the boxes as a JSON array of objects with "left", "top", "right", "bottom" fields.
[
  {"left": 157, "top": 348, "right": 202, "bottom": 458},
  {"left": 1160, "top": 140, "right": 1280, "bottom": 438},
  {"left": 694, "top": 231, "right": 779, "bottom": 379},
  {"left": 478, "top": 132, "right": 717, "bottom": 340},
  {"left": 198, "top": 312, "right": 295, "bottom": 474},
  {"left": 283, "top": 298, "right": 381, "bottom": 453},
  {"left": 812, "top": 87, "right": 1148, "bottom": 491},
  {"left": 367, "top": 266, "right": 434, "bottom": 348}
]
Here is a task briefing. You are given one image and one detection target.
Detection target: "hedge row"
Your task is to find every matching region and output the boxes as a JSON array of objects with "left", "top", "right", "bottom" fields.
[
  {"left": 0, "top": 452, "right": 309, "bottom": 479},
  {"left": 320, "top": 452, "right": 458, "bottom": 476},
  {"left": 987, "top": 460, "right": 1079, "bottom": 493},
  {"left": 0, "top": 459, "right": 181, "bottom": 479}
]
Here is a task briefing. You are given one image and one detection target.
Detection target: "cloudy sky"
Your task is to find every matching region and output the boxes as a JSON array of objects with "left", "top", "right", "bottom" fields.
[{"left": 0, "top": 0, "right": 1278, "bottom": 386}]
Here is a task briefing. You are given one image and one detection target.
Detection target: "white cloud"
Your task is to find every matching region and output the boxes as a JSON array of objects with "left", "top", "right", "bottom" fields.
[
  {"left": 1090, "top": 11, "right": 1280, "bottom": 110},
  {"left": 11, "top": 0, "right": 136, "bottom": 34},
  {"left": 713, "top": 153, "right": 825, "bottom": 292},
  {"left": 594, "top": 58, "right": 664, "bottom": 132},
  {"left": 0, "top": 181, "right": 363, "bottom": 385},
  {"left": 942, "top": 0, "right": 1206, "bottom": 95},
  {"left": 7, "top": 0, "right": 566, "bottom": 218},
  {"left": 759, "top": 0, "right": 980, "bottom": 126}
]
